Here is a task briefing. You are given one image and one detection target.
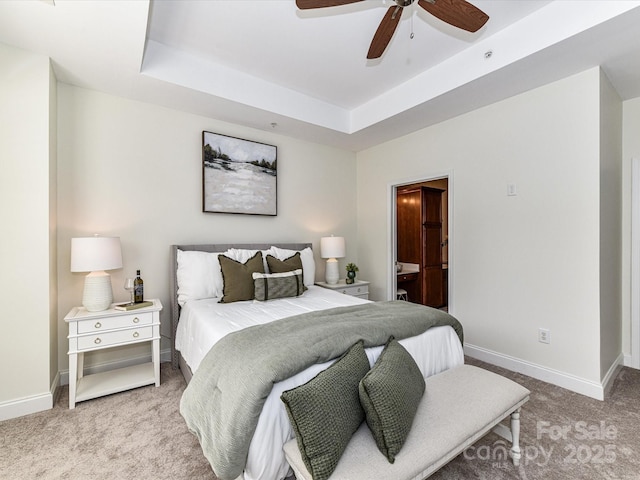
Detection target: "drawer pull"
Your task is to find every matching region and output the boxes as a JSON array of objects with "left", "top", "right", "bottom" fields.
[
  {"left": 133, "top": 317, "right": 140, "bottom": 324},
  {"left": 133, "top": 332, "right": 139, "bottom": 338},
  {"left": 94, "top": 322, "right": 101, "bottom": 329},
  {"left": 94, "top": 337, "right": 102, "bottom": 344}
]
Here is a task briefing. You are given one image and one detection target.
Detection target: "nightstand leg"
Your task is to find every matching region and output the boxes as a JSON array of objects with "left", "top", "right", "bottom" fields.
[
  {"left": 77, "top": 352, "right": 84, "bottom": 379},
  {"left": 152, "top": 338, "right": 160, "bottom": 386},
  {"left": 69, "top": 353, "right": 77, "bottom": 409}
]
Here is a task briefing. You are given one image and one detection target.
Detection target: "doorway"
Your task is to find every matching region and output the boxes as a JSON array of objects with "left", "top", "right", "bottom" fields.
[{"left": 391, "top": 175, "right": 450, "bottom": 310}]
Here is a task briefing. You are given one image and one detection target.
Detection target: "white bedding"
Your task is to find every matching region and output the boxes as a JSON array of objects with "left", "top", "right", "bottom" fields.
[{"left": 175, "top": 286, "right": 464, "bottom": 480}]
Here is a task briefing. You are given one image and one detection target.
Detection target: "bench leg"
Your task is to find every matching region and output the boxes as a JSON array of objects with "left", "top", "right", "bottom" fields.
[{"left": 510, "top": 408, "right": 522, "bottom": 466}]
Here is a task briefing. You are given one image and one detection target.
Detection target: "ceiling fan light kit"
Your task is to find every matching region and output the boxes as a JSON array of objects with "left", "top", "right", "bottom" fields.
[{"left": 296, "top": 0, "right": 489, "bottom": 59}]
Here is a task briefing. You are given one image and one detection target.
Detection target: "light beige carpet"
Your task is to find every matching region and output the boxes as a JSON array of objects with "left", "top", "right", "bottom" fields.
[
  {"left": 0, "top": 364, "right": 215, "bottom": 479},
  {"left": 1, "top": 360, "right": 639, "bottom": 480}
]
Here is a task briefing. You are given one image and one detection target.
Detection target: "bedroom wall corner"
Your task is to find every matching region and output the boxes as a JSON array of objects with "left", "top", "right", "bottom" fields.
[
  {"left": 622, "top": 97, "right": 640, "bottom": 368},
  {"left": 48, "top": 58, "right": 59, "bottom": 398},
  {"left": 56, "top": 84, "right": 358, "bottom": 374},
  {"left": 598, "top": 68, "right": 623, "bottom": 380}
]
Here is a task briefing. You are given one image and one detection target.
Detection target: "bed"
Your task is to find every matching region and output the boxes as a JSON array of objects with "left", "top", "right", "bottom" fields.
[{"left": 170, "top": 243, "right": 464, "bottom": 480}]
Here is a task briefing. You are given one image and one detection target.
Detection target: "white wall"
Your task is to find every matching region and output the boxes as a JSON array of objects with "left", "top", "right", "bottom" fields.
[
  {"left": 0, "top": 43, "right": 57, "bottom": 416},
  {"left": 598, "top": 69, "right": 622, "bottom": 379},
  {"left": 56, "top": 85, "right": 358, "bottom": 372},
  {"left": 357, "top": 68, "right": 604, "bottom": 386}
]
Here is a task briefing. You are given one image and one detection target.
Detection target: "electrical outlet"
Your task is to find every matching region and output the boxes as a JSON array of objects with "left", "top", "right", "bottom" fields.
[{"left": 538, "top": 328, "right": 550, "bottom": 344}]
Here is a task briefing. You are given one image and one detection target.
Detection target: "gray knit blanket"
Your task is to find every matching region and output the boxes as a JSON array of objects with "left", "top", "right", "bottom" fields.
[{"left": 179, "top": 300, "right": 463, "bottom": 480}]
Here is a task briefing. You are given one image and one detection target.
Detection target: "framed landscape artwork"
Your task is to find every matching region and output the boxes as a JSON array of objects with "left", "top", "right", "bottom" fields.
[{"left": 202, "top": 131, "right": 277, "bottom": 215}]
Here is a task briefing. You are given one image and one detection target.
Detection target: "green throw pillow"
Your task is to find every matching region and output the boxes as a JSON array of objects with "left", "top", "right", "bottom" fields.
[
  {"left": 359, "top": 337, "right": 425, "bottom": 463},
  {"left": 281, "top": 341, "right": 370, "bottom": 480},
  {"left": 266, "top": 253, "right": 308, "bottom": 292},
  {"left": 219, "top": 251, "right": 264, "bottom": 303},
  {"left": 266, "top": 252, "right": 302, "bottom": 272},
  {"left": 253, "top": 269, "right": 304, "bottom": 301}
]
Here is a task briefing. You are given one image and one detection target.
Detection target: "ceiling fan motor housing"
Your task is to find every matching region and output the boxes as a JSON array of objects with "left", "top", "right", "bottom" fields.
[{"left": 395, "top": 0, "right": 415, "bottom": 6}]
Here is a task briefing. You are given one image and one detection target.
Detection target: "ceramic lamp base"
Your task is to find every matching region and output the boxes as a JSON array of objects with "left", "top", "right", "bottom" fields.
[
  {"left": 82, "top": 271, "right": 114, "bottom": 312},
  {"left": 325, "top": 258, "right": 339, "bottom": 285}
]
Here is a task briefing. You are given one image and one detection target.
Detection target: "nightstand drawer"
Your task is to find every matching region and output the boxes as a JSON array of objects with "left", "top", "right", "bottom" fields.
[
  {"left": 338, "top": 284, "right": 369, "bottom": 296},
  {"left": 77, "top": 326, "right": 153, "bottom": 350},
  {"left": 77, "top": 312, "right": 153, "bottom": 334},
  {"left": 316, "top": 280, "right": 370, "bottom": 300}
]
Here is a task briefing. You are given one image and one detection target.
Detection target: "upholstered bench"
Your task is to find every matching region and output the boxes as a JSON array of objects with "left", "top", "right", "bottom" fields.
[{"left": 284, "top": 364, "right": 530, "bottom": 480}]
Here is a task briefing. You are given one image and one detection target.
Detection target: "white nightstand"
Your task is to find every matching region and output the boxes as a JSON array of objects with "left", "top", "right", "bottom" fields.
[
  {"left": 65, "top": 299, "right": 163, "bottom": 409},
  {"left": 315, "top": 280, "right": 370, "bottom": 300}
]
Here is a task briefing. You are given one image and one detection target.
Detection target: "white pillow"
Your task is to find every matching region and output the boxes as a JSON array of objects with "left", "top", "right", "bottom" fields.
[
  {"left": 268, "top": 246, "right": 316, "bottom": 287},
  {"left": 176, "top": 249, "right": 224, "bottom": 306},
  {"left": 224, "top": 248, "right": 270, "bottom": 272}
]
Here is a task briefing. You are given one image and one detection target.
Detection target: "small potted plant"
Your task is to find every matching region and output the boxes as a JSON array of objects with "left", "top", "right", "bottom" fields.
[{"left": 345, "top": 263, "right": 359, "bottom": 284}]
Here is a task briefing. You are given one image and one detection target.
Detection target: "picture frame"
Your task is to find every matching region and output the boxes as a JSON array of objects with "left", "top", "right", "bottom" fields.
[{"left": 202, "top": 131, "right": 277, "bottom": 215}]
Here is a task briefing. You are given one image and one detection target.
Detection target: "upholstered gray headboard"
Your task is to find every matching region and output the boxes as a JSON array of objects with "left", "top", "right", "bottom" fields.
[{"left": 170, "top": 243, "right": 312, "bottom": 368}]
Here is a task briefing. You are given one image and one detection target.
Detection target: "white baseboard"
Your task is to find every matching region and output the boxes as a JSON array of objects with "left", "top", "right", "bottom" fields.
[
  {"left": 59, "top": 347, "right": 173, "bottom": 386},
  {"left": 0, "top": 391, "right": 53, "bottom": 422},
  {"left": 50, "top": 369, "right": 61, "bottom": 405},
  {"left": 602, "top": 353, "right": 624, "bottom": 398},
  {"left": 1, "top": 348, "right": 173, "bottom": 422},
  {"left": 0, "top": 369, "right": 62, "bottom": 421},
  {"left": 623, "top": 354, "right": 635, "bottom": 367},
  {"left": 464, "top": 344, "right": 610, "bottom": 401}
]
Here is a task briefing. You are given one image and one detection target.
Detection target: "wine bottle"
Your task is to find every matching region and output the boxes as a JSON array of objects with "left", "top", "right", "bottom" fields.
[{"left": 134, "top": 270, "right": 144, "bottom": 303}]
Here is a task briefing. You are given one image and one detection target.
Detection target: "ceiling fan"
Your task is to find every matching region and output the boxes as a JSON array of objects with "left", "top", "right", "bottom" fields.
[{"left": 296, "top": 0, "right": 489, "bottom": 59}]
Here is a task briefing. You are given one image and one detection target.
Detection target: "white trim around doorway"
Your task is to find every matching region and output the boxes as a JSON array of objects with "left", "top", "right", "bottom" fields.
[
  {"left": 388, "top": 170, "right": 454, "bottom": 313},
  {"left": 630, "top": 158, "right": 640, "bottom": 369}
]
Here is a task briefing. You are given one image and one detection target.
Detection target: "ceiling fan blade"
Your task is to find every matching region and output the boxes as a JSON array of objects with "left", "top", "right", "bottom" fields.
[
  {"left": 367, "top": 6, "right": 403, "bottom": 59},
  {"left": 296, "top": 0, "right": 364, "bottom": 9},
  {"left": 418, "top": 0, "right": 489, "bottom": 33}
]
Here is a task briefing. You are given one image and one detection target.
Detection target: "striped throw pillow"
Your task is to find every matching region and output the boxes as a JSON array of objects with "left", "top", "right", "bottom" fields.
[{"left": 253, "top": 269, "right": 304, "bottom": 301}]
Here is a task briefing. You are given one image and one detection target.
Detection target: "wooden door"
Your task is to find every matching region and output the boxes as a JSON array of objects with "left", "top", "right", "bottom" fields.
[
  {"left": 422, "top": 187, "right": 444, "bottom": 307},
  {"left": 396, "top": 189, "right": 422, "bottom": 302},
  {"left": 397, "top": 189, "right": 421, "bottom": 264}
]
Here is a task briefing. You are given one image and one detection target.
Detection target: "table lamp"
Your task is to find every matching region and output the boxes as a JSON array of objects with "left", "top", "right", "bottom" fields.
[
  {"left": 320, "top": 236, "right": 345, "bottom": 285},
  {"left": 71, "top": 235, "right": 123, "bottom": 312}
]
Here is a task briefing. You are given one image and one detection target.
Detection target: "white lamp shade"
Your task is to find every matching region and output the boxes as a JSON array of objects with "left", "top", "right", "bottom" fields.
[
  {"left": 320, "top": 236, "right": 345, "bottom": 259},
  {"left": 71, "top": 236, "right": 123, "bottom": 272}
]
